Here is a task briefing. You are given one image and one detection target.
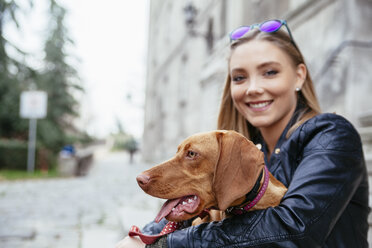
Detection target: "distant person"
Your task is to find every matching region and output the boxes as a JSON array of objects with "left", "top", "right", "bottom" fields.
[{"left": 116, "top": 19, "right": 369, "bottom": 247}]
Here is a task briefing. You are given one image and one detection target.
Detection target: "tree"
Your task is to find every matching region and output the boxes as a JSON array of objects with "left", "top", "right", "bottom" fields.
[
  {"left": 37, "top": 0, "right": 84, "bottom": 151},
  {"left": 0, "top": 0, "right": 34, "bottom": 138},
  {"left": 0, "top": 0, "right": 86, "bottom": 156},
  {"left": 0, "top": 0, "right": 89, "bottom": 171}
]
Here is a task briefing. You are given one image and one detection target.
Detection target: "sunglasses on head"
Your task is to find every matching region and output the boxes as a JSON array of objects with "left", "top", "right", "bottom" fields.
[{"left": 229, "top": 19, "right": 296, "bottom": 47}]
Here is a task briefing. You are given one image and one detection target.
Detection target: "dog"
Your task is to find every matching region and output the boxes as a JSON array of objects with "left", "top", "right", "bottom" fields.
[{"left": 135, "top": 130, "right": 287, "bottom": 227}]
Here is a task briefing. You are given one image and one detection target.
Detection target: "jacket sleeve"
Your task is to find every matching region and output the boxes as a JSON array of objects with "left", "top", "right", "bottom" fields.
[
  {"left": 142, "top": 219, "right": 168, "bottom": 235},
  {"left": 167, "top": 114, "right": 367, "bottom": 247}
]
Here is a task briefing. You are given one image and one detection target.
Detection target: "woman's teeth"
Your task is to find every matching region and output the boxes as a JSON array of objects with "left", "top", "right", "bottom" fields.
[{"left": 249, "top": 101, "right": 271, "bottom": 108}]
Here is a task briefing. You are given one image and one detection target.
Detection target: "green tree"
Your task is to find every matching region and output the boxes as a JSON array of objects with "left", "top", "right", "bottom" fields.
[
  {"left": 0, "top": 0, "right": 33, "bottom": 138},
  {"left": 0, "top": 1, "right": 82, "bottom": 145},
  {"left": 37, "top": 0, "right": 83, "bottom": 151},
  {"left": 0, "top": 0, "right": 88, "bottom": 171}
]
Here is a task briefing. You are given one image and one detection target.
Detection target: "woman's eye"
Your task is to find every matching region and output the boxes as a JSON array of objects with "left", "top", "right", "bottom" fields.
[
  {"left": 264, "top": 70, "right": 278, "bottom": 76},
  {"left": 186, "top": 150, "right": 198, "bottom": 158},
  {"left": 232, "top": 75, "right": 245, "bottom": 82}
]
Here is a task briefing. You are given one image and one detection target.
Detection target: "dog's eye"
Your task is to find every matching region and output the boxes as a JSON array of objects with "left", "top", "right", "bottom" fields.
[{"left": 186, "top": 150, "right": 198, "bottom": 159}]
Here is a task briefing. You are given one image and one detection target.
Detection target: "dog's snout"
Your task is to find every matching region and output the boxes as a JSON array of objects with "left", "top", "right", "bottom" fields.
[{"left": 136, "top": 174, "right": 150, "bottom": 187}]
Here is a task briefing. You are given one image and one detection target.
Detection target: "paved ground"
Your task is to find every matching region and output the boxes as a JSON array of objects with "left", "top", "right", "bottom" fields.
[{"left": 0, "top": 149, "right": 162, "bottom": 248}]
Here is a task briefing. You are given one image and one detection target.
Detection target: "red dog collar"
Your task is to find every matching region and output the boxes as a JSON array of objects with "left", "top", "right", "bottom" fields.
[{"left": 226, "top": 165, "right": 270, "bottom": 215}]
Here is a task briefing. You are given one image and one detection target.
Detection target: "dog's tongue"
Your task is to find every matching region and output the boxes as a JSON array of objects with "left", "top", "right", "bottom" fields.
[{"left": 155, "top": 198, "right": 182, "bottom": 223}]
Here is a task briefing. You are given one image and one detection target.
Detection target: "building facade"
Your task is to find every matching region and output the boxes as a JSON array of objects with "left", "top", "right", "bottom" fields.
[{"left": 143, "top": 0, "right": 372, "bottom": 239}]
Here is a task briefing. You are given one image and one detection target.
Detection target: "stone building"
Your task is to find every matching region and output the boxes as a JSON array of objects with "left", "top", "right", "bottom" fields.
[{"left": 142, "top": 0, "right": 372, "bottom": 241}]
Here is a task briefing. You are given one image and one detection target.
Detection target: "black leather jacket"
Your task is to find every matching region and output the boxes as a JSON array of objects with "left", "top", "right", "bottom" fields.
[{"left": 144, "top": 113, "right": 370, "bottom": 247}]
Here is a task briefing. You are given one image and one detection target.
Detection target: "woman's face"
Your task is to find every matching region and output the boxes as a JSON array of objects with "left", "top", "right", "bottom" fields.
[{"left": 229, "top": 40, "right": 306, "bottom": 132}]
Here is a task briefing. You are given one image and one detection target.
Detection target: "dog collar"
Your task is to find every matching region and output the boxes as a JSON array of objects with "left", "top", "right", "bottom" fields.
[
  {"left": 226, "top": 165, "right": 269, "bottom": 215},
  {"left": 245, "top": 166, "right": 264, "bottom": 202}
]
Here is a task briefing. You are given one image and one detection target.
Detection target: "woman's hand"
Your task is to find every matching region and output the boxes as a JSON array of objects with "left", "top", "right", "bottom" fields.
[{"left": 115, "top": 236, "right": 145, "bottom": 248}]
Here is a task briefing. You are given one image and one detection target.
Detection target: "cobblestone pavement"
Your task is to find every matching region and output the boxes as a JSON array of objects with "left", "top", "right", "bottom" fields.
[{"left": 0, "top": 150, "right": 162, "bottom": 248}]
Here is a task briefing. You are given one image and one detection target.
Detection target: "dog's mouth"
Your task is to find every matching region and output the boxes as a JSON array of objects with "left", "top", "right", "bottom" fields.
[{"left": 155, "top": 195, "right": 200, "bottom": 223}]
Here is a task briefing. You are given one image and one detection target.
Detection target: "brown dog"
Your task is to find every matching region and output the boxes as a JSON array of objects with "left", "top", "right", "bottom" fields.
[{"left": 136, "top": 130, "right": 287, "bottom": 225}]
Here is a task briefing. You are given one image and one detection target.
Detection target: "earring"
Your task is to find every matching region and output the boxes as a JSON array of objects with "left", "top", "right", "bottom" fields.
[{"left": 295, "top": 87, "right": 301, "bottom": 92}]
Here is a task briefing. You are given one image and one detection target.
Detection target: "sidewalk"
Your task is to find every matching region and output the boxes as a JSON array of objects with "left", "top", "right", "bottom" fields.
[{"left": 0, "top": 149, "right": 162, "bottom": 248}]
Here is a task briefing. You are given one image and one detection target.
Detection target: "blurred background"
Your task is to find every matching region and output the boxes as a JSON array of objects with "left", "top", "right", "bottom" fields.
[
  {"left": 1, "top": 0, "right": 147, "bottom": 174},
  {"left": 0, "top": 0, "right": 371, "bottom": 247}
]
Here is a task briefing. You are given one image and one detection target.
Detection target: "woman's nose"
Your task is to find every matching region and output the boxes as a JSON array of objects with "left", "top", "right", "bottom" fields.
[{"left": 245, "top": 79, "right": 264, "bottom": 95}]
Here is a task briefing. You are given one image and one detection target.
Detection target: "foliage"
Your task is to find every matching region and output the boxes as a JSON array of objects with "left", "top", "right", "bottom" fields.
[
  {"left": 0, "top": 0, "right": 88, "bottom": 153},
  {"left": 0, "top": 139, "right": 56, "bottom": 171},
  {"left": 0, "top": 0, "right": 91, "bottom": 172},
  {"left": 0, "top": 139, "right": 28, "bottom": 170},
  {"left": 0, "top": 76, "right": 29, "bottom": 138},
  {"left": 36, "top": 0, "right": 84, "bottom": 152},
  {"left": 112, "top": 133, "right": 139, "bottom": 153},
  {"left": 0, "top": 0, "right": 34, "bottom": 139},
  {"left": 112, "top": 133, "right": 139, "bottom": 164},
  {"left": 122, "top": 136, "right": 139, "bottom": 153},
  {"left": 112, "top": 119, "right": 139, "bottom": 153}
]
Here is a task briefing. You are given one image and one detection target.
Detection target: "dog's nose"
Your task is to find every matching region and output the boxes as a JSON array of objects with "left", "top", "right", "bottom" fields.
[{"left": 136, "top": 174, "right": 150, "bottom": 187}]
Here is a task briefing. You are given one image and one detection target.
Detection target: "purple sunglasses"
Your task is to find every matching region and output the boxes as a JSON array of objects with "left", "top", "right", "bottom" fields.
[{"left": 229, "top": 19, "right": 296, "bottom": 47}]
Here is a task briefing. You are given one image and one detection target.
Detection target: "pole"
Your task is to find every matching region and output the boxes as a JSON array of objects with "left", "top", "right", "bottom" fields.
[{"left": 27, "top": 118, "right": 37, "bottom": 173}]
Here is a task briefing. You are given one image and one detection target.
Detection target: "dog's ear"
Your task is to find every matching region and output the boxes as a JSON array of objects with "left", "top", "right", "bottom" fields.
[{"left": 213, "top": 131, "right": 265, "bottom": 211}]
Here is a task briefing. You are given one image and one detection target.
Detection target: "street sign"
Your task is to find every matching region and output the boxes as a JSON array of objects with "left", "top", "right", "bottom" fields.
[
  {"left": 20, "top": 91, "right": 48, "bottom": 119},
  {"left": 19, "top": 90, "right": 48, "bottom": 173}
]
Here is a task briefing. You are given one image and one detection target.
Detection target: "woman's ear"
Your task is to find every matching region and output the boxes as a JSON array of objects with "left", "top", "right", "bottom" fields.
[{"left": 295, "top": 63, "right": 307, "bottom": 89}]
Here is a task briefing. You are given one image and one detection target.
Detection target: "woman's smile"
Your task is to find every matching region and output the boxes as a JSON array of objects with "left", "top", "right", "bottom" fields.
[{"left": 246, "top": 100, "right": 273, "bottom": 112}]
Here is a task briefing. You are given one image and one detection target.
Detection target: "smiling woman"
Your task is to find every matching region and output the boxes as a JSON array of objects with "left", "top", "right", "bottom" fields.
[
  {"left": 220, "top": 27, "right": 321, "bottom": 150},
  {"left": 116, "top": 19, "right": 369, "bottom": 248},
  {"left": 229, "top": 39, "right": 307, "bottom": 154}
]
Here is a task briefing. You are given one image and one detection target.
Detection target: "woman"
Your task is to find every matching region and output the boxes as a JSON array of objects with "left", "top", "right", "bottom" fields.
[{"left": 117, "top": 19, "right": 369, "bottom": 247}]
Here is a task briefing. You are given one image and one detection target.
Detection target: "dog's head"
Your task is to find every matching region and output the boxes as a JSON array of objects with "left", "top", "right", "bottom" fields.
[{"left": 136, "top": 130, "right": 264, "bottom": 222}]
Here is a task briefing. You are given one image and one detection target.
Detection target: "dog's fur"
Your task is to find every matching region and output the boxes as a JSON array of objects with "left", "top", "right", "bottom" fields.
[{"left": 136, "top": 130, "right": 287, "bottom": 225}]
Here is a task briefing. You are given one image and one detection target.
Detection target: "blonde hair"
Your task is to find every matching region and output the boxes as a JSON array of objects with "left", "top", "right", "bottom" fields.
[{"left": 217, "top": 29, "right": 321, "bottom": 139}]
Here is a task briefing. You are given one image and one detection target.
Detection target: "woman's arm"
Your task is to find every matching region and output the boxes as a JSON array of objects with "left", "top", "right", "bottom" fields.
[
  {"left": 165, "top": 114, "right": 368, "bottom": 247},
  {"left": 115, "top": 236, "right": 146, "bottom": 248}
]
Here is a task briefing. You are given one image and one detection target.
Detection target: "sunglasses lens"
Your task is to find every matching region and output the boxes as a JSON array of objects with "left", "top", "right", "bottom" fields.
[
  {"left": 230, "top": 26, "right": 251, "bottom": 40},
  {"left": 260, "top": 20, "right": 282, "bottom": 32}
]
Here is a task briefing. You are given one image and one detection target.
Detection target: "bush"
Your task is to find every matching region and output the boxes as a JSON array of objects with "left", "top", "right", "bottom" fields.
[
  {"left": 0, "top": 139, "right": 56, "bottom": 171},
  {"left": 0, "top": 139, "right": 28, "bottom": 170}
]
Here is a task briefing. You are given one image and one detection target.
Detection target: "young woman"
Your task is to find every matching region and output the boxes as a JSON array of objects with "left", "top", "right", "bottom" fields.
[{"left": 117, "top": 19, "right": 369, "bottom": 248}]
